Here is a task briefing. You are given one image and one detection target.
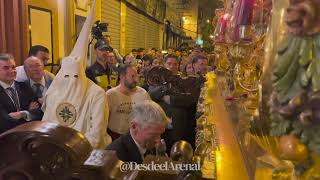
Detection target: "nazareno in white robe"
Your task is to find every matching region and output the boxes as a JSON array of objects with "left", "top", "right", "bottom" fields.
[{"left": 42, "top": 0, "right": 111, "bottom": 148}]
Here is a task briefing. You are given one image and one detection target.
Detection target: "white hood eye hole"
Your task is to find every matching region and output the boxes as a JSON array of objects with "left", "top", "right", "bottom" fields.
[
  {"left": 74, "top": 75, "right": 79, "bottom": 78},
  {"left": 64, "top": 75, "right": 70, "bottom": 78}
]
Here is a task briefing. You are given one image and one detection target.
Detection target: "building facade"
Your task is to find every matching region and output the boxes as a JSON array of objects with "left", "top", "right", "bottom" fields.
[{"left": 0, "top": 0, "right": 198, "bottom": 65}]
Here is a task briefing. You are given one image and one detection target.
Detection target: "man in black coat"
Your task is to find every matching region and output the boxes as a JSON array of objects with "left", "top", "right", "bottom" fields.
[
  {"left": 148, "top": 55, "right": 200, "bottom": 151},
  {"left": 0, "top": 53, "right": 42, "bottom": 134},
  {"left": 106, "top": 133, "right": 144, "bottom": 164},
  {"left": 106, "top": 100, "right": 169, "bottom": 164}
]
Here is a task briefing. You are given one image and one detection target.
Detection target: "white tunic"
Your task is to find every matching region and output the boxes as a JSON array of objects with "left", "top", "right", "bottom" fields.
[
  {"left": 42, "top": 1, "right": 111, "bottom": 149},
  {"left": 42, "top": 79, "right": 111, "bottom": 149}
]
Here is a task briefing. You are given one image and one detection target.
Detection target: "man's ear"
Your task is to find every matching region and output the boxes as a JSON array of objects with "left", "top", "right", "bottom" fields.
[
  {"left": 130, "top": 121, "right": 139, "bottom": 134},
  {"left": 130, "top": 121, "right": 136, "bottom": 129}
]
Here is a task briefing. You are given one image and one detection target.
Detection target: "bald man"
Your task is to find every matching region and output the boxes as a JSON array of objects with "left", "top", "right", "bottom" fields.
[
  {"left": 16, "top": 45, "right": 55, "bottom": 82},
  {"left": 24, "top": 56, "right": 54, "bottom": 104}
]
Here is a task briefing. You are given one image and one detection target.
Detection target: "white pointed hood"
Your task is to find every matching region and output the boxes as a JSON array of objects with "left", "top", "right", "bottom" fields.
[
  {"left": 42, "top": 0, "right": 96, "bottom": 119},
  {"left": 41, "top": 0, "right": 113, "bottom": 148}
]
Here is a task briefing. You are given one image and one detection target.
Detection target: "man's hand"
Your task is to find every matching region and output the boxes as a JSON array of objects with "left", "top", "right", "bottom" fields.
[
  {"left": 37, "top": 98, "right": 44, "bottom": 105},
  {"left": 150, "top": 85, "right": 168, "bottom": 94},
  {"left": 8, "top": 112, "right": 24, "bottom": 120},
  {"left": 28, "top": 101, "right": 40, "bottom": 111}
]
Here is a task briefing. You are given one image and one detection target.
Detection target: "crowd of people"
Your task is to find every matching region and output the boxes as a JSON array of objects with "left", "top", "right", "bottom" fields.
[{"left": 0, "top": 38, "right": 215, "bottom": 164}]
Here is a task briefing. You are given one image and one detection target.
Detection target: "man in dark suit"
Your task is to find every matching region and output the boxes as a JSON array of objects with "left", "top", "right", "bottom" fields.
[
  {"left": 23, "top": 56, "right": 53, "bottom": 104},
  {"left": 0, "top": 53, "right": 42, "bottom": 134},
  {"left": 106, "top": 100, "right": 169, "bottom": 164}
]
